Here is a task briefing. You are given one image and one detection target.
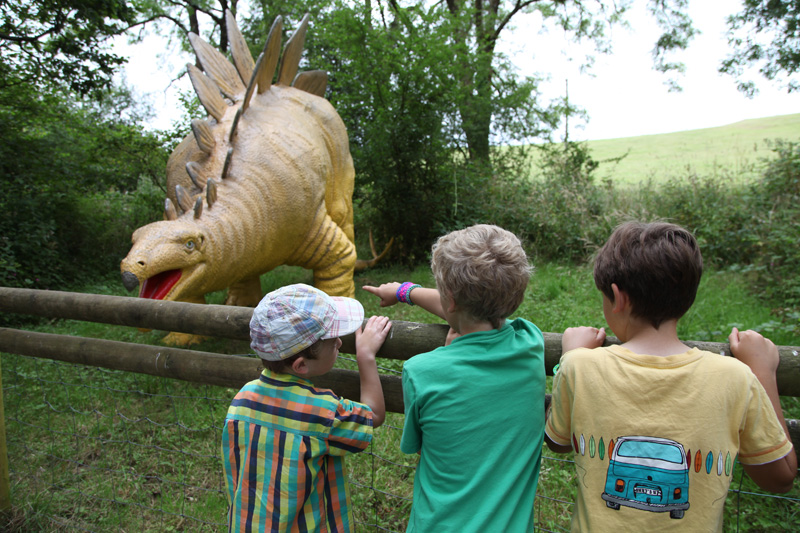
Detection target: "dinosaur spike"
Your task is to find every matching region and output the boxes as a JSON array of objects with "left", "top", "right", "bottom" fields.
[
  {"left": 229, "top": 108, "right": 242, "bottom": 142},
  {"left": 206, "top": 178, "right": 218, "bottom": 207},
  {"left": 240, "top": 55, "right": 260, "bottom": 114},
  {"left": 187, "top": 64, "right": 228, "bottom": 121},
  {"left": 186, "top": 161, "right": 207, "bottom": 189},
  {"left": 277, "top": 14, "right": 310, "bottom": 86},
  {"left": 175, "top": 185, "right": 193, "bottom": 213},
  {"left": 225, "top": 10, "right": 255, "bottom": 84},
  {"left": 193, "top": 196, "right": 203, "bottom": 219},
  {"left": 293, "top": 70, "right": 327, "bottom": 97},
  {"left": 256, "top": 16, "right": 283, "bottom": 95},
  {"left": 188, "top": 32, "right": 245, "bottom": 100},
  {"left": 191, "top": 119, "right": 216, "bottom": 154},
  {"left": 164, "top": 198, "right": 178, "bottom": 221},
  {"left": 221, "top": 148, "right": 233, "bottom": 179}
]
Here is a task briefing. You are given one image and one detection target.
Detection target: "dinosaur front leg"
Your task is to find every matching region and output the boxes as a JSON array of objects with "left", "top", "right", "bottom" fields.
[
  {"left": 162, "top": 331, "right": 209, "bottom": 346},
  {"left": 225, "top": 276, "right": 263, "bottom": 307},
  {"left": 162, "top": 294, "right": 209, "bottom": 346},
  {"left": 289, "top": 211, "right": 356, "bottom": 298}
]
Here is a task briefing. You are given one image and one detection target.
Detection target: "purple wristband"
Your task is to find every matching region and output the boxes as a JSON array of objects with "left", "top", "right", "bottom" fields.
[{"left": 396, "top": 282, "right": 421, "bottom": 305}]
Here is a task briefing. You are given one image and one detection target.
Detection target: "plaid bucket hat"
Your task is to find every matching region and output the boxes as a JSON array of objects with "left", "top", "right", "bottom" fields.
[{"left": 250, "top": 283, "right": 365, "bottom": 361}]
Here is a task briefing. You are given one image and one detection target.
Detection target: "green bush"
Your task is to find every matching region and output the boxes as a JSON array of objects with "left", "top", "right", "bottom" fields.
[
  {"left": 640, "top": 172, "right": 756, "bottom": 267},
  {"left": 746, "top": 140, "right": 800, "bottom": 315},
  {"left": 0, "top": 195, "right": 63, "bottom": 289},
  {"left": 488, "top": 142, "right": 613, "bottom": 262},
  {"left": 622, "top": 140, "right": 800, "bottom": 329},
  {"left": 0, "top": 80, "right": 169, "bottom": 291},
  {"left": 53, "top": 177, "right": 165, "bottom": 285}
]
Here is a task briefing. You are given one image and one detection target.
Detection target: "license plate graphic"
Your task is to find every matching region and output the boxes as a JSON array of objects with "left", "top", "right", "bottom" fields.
[{"left": 634, "top": 486, "right": 662, "bottom": 497}]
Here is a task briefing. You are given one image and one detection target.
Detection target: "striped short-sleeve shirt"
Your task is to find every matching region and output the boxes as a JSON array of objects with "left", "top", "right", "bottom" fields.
[{"left": 221, "top": 369, "right": 374, "bottom": 532}]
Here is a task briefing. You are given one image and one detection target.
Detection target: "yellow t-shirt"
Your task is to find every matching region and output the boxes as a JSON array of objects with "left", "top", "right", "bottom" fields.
[{"left": 546, "top": 346, "right": 793, "bottom": 532}]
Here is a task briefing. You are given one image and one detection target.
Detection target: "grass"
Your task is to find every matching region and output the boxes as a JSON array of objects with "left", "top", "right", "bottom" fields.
[
  {"left": 529, "top": 113, "right": 800, "bottom": 185},
  {"left": 2, "top": 263, "right": 799, "bottom": 531}
]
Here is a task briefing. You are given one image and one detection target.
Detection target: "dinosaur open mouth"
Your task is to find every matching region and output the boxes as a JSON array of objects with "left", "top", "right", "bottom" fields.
[{"left": 139, "top": 270, "right": 182, "bottom": 300}]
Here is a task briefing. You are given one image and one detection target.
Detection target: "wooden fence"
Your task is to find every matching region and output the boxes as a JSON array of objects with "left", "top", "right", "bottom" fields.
[{"left": 1, "top": 286, "right": 799, "bottom": 469}]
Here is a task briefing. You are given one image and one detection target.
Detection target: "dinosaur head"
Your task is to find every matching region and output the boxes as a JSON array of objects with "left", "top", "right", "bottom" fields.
[{"left": 120, "top": 220, "right": 210, "bottom": 302}]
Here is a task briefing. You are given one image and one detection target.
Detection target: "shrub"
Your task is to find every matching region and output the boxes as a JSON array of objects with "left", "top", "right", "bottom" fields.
[
  {"left": 494, "top": 141, "right": 612, "bottom": 262},
  {"left": 0, "top": 81, "right": 169, "bottom": 292},
  {"left": 640, "top": 172, "right": 756, "bottom": 267},
  {"left": 747, "top": 140, "right": 800, "bottom": 315},
  {"left": 53, "top": 177, "right": 165, "bottom": 286}
]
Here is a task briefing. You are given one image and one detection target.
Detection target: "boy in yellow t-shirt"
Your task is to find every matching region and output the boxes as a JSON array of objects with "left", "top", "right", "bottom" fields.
[{"left": 545, "top": 221, "right": 795, "bottom": 532}]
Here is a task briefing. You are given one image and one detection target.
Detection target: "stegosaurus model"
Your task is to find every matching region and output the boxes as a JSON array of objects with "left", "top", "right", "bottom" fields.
[{"left": 121, "top": 11, "right": 363, "bottom": 344}]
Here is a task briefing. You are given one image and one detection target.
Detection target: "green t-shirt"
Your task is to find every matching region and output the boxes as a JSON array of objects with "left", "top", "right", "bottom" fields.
[{"left": 401, "top": 318, "right": 546, "bottom": 532}]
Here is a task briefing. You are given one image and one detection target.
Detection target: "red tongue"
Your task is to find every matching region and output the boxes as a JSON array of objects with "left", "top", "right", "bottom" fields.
[{"left": 140, "top": 270, "right": 182, "bottom": 300}]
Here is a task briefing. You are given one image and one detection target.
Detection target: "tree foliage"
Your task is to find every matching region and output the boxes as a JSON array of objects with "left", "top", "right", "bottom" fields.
[
  {"left": 0, "top": 77, "right": 169, "bottom": 290},
  {"left": 309, "top": 4, "right": 464, "bottom": 261},
  {"left": 234, "top": 2, "right": 564, "bottom": 259},
  {"left": 0, "top": 0, "right": 134, "bottom": 95},
  {"left": 0, "top": 0, "right": 190, "bottom": 291},
  {"left": 721, "top": 0, "right": 800, "bottom": 96}
]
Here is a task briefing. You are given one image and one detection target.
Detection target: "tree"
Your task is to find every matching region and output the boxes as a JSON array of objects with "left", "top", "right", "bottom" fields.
[
  {"left": 124, "top": 0, "right": 249, "bottom": 60},
  {"left": 405, "top": 0, "right": 699, "bottom": 161},
  {"left": 306, "top": 4, "right": 464, "bottom": 261},
  {"left": 225, "top": 1, "right": 701, "bottom": 258},
  {"left": 0, "top": 0, "right": 135, "bottom": 95},
  {"left": 0, "top": 0, "right": 257, "bottom": 97},
  {"left": 721, "top": 0, "right": 800, "bottom": 97}
]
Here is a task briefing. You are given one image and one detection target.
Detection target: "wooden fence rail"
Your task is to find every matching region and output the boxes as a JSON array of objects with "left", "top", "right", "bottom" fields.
[{"left": 1, "top": 287, "right": 798, "bottom": 456}]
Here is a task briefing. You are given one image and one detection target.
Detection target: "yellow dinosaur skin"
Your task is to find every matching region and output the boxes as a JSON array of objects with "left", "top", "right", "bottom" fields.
[{"left": 120, "top": 15, "right": 357, "bottom": 344}]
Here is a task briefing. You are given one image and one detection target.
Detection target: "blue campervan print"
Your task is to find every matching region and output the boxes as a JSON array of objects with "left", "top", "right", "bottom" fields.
[{"left": 602, "top": 436, "right": 690, "bottom": 519}]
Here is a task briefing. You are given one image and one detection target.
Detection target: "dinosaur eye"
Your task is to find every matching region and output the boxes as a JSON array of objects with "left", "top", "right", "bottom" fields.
[{"left": 185, "top": 240, "right": 195, "bottom": 251}]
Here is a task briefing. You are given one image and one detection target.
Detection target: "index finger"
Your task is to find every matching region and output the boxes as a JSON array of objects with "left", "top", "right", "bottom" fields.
[{"left": 728, "top": 326, "right": 740, "bottom": 344}]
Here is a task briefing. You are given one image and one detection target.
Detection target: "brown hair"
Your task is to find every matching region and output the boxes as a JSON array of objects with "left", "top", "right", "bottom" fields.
[
  {"left": 262, "top": 339, "right": 322, "bottom": 373},
  {"left": 431, "top": 224, "right": 531, "bottom": 329},
  {"left": 593, "top": 221, "right": 703, "bottom": 328}
]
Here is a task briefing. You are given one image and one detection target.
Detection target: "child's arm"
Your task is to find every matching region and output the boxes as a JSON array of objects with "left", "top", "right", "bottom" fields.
[
  {"left": 545, "top": 326, "right": 607, "bottom": 453},
  {"left": 729, "top": 327, "right": 797, "bottom": 493},
  {"left": 445, "top": 327, "right": 460, "bottom": 346},
  {"left": 362, "top": 283, "right": 446, "bottom": 319},
  {"left": 354, "top": 315, "right": 392, "bottom": 428},
  {"left": 544, "top": 434, "right": 573, "bottom": 453},
  {"left": 561, "top": 326, "right": 606, "bottom": 354}
]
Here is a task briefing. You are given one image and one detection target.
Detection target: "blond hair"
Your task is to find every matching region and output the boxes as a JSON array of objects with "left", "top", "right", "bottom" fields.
[{"left": 431, "top": 224, "right": 531, "bottom": 329}]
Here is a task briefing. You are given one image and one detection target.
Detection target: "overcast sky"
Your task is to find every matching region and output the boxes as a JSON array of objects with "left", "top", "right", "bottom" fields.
[
  {"left": 116, "top": 1, "right": 799, "bottom": 141},
  {"left": 503, "top": 1, "right": 799, "bottom": 140}
]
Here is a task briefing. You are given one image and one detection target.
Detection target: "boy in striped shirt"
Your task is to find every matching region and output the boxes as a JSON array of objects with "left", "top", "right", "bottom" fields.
[{"left": 221, "top": 283, "right": 392, "bottom": 532}]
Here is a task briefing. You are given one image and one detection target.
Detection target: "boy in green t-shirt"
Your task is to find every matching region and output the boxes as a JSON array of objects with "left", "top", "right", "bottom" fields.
[{"left": 364, "top": 224, "right": 546, "bottom": 532}]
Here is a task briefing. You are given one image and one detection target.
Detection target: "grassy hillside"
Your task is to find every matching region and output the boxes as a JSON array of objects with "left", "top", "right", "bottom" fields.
[{"left": 580, "top": 113, "right": 800, "bottom": 184}]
